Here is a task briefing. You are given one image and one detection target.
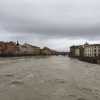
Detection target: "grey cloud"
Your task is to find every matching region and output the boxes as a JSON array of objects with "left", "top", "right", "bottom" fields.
[
  {"left": 0, "top": 0, "right": 100, "bottom": 37},
  {"left": 0, "top": 0, "right": 100, "bottom": 50}
]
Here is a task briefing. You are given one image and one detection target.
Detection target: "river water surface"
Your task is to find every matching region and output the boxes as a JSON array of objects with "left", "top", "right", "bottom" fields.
[{"left": 0, "top": 56, "right": 100, "bottom": 100}]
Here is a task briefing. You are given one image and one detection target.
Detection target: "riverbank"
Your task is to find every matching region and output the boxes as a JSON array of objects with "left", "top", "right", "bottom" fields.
[{"left": 69, "top": 56, "right": 100, "bottom": 64}]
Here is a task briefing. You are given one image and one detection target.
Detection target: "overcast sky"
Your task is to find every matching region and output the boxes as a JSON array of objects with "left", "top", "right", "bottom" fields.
[{"left": 0, "top": 0, "right": 100, "bottom": 51}]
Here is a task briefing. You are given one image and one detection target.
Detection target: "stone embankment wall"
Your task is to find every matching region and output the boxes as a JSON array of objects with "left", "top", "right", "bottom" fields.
[{"left": 69, "top": 55, "right": 100, "bottom": 64}]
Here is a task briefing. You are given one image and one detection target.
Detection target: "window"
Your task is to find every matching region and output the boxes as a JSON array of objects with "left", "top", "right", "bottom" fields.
[
  {"left": 94, "top": 53, "right": 96, "bottom": 57},
  {"left": 94, "top": 49, "right": 96, "bottom": 52}
]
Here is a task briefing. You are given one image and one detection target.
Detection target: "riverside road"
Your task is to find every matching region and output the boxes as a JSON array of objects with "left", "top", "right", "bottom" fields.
[{"left": 0, "top": 56, "right": 100, "bottom": 100}]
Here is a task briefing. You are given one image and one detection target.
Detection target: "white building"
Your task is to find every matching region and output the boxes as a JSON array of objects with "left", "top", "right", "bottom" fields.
[
  {"left": 84, "top": 44, "right": 100, "bottom": 57},
  {"left": 75, "top": 47, "right": 80, "bottom": 56},
  {"left": 17, "top": 43, "right": 40, "bottom": 55}
]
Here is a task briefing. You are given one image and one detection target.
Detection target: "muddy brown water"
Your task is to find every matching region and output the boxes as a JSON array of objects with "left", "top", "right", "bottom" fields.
[{"left": 0, "top": 56, "right": 100, "bottom": 100}]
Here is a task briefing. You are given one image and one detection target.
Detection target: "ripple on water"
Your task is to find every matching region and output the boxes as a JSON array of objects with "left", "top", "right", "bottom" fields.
[
  {"left": 68, "top": 94, "right": 77, "bottom": 98},
  {"left": 80, "top": 87, "right": 93, "bottom": 93},
  {"left": 4, "top": 73, "right": 14, "bottom": 77},
  {"left": 68, "top": 94, "right": 87, "bottom": 100},
  {"left": 77, "top": 98, "right": 86, "bottom": 100},
  {"left": 54, "top": 79, "right": 66, "bottom": 84},
  {"left": 11, "top": 80, "right": 24, "bottom": 86}
]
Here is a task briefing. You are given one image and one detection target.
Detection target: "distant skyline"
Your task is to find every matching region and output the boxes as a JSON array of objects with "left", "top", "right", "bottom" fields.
[{"left": 0, "top": 0, "right": 100, "bottom": 51}]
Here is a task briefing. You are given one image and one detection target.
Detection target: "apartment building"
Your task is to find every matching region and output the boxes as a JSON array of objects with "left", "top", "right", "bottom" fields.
[
  {"left": 70, "top": 45, "right": 84, "bottom": 57},
  {"left": 84, "top": 44, "right": 100, "bottom": 57},
  {"left": 70, "top": 43, "right": 100, "bottom": 58},
  {"left": 74, "top": 46, "right": 80, "bottom": 57}
]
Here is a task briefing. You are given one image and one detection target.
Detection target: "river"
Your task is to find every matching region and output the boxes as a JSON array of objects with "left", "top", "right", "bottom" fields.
[{"left": 0, "top": 56, "right": 100, "bottom": 100}]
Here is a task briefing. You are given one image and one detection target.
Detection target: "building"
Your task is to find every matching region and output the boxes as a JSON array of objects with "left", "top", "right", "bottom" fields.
[
  {"left": 69, "top": 43, "right": 100, "bottom": 64},
  {"left": 70, "top": 43, "right": 100, "bottom": 58},
  {"left": 41, "top": 47, "right": 52, "bottom": 55},
  {"left": 70, "top": 45, "right": 84, "bottom": 57},
  {"left": 75, "top": 46, "right": 80, "bottom": 57},
  {"left": 0, "top": 41, "right": 41, "bottom": 56},
  {"left": 84, "top": 44, "right": 100, "bottom": 58},
  {"left": 0, "top": 41, "right": 18, "bottom": 56},
  {"left": 70, "top": 46, "right": 76, "bottom": 57},
  {"left": 17, "top": 43, "right": 41, "bottom": 55}
]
